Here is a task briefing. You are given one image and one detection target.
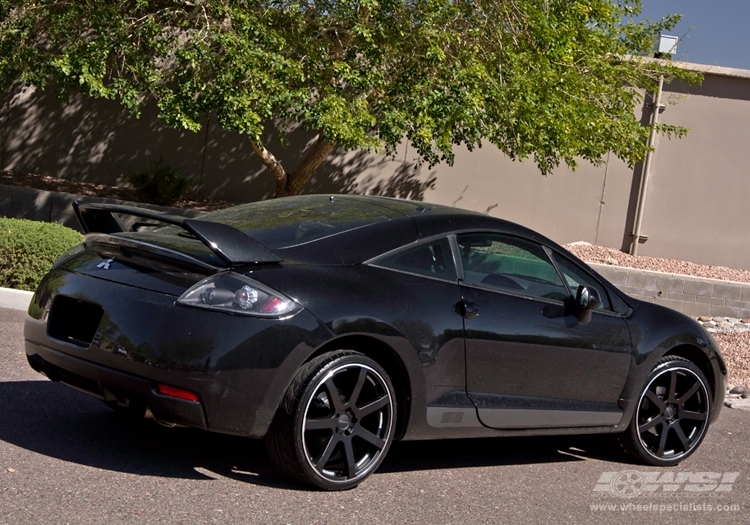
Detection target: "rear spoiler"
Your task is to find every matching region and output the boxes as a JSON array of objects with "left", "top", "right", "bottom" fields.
[{"left": 73, "top": 201, "right": 282, "bottom": 266}]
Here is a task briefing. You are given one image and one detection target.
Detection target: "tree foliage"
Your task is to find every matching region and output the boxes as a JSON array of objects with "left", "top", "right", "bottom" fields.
[{"left": 0, "top": 1, "right": 698, "bottom": 197}]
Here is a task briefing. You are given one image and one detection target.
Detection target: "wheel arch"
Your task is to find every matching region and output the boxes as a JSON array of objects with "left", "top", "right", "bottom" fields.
[
  {"left": 306, "top": 335, "right": 412, "bottom": 440},
  {"left": 663, "top": 344, "right": 716, "bottom": 401}
]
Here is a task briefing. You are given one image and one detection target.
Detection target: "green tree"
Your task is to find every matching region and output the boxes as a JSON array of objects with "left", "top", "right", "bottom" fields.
[{"left": 0, "top": 0, "right": 697, "bottom": 197}]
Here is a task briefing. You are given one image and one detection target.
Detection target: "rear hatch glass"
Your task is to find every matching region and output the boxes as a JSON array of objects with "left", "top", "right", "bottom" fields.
[{"left": 200, "top": 195, "right": 392, "bottom": 249}]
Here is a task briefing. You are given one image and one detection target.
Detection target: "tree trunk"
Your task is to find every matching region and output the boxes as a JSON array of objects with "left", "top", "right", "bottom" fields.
[
  {"left": 249, "top": 139, "right": 288, "bottom": 197},
  {"left": 250, "top": 132, "right": 334, "bottom": 198}
]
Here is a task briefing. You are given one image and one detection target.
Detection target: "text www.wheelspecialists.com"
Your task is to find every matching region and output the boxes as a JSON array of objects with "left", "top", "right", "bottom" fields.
[{"left": 590, "top": 502, "right": 740, "bottom": 513}]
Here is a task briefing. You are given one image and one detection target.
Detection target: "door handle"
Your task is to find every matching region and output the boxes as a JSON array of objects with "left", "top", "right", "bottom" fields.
[{"left": 455, "top": 300, "right": 479, "bottom": 319}]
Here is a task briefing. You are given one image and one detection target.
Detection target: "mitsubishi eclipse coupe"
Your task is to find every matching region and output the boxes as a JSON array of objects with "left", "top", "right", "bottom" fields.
[{"left": 24, "top": 194, "right": 726, "bottom": 490}]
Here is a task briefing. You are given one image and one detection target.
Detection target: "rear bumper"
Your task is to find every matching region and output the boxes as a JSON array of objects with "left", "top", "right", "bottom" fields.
[
  {"left": 26, "top": 340, "right": 208, "bottom": 430},
  {"left": 24, "top": 268, "right": 333, "bottom": 437}
]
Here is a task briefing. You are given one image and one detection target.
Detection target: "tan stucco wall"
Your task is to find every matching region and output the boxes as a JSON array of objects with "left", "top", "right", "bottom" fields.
[
  {"left": 633, "top": 74, "right": 750, "bottom": 269},
  {"left": 2, "top": 65, "right": 749, "bottom": 269}
]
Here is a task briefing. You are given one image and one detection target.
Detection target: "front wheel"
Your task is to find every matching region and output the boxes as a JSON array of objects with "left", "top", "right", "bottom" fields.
[
  {"left": 267, "top": 351, "right": 396, "bottom": 490},
  {"left": 619, "top": 357, "right": 711, "bottom": 466}
]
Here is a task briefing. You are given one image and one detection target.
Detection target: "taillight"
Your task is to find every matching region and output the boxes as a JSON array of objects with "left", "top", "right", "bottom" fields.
[
  {"left": 157, "top": 383, "right": 200, "bottom": 402},
  {"left": 176, "top": 272, "right": 300, "bottom": 318}
]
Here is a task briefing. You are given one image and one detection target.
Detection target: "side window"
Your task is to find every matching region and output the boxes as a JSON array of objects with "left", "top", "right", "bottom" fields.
[
  {"left": 551, "top": 253, "right": 613, "bottom": 311},
  {"left": 457, "top": 233, "right": 568, "bottom": 301},
  {"left": 374, "top": 238, "right": 456, "bottom": 281}
]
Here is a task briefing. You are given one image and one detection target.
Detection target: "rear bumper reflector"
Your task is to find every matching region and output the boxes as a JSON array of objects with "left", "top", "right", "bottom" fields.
[{"left": 157, "top": 383, "right": 200, "bottom": 402}]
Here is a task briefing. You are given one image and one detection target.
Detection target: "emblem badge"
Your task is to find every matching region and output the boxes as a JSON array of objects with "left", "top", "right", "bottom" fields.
[{"left": 96, "top": 257, "right": 115, "bottom": 270}]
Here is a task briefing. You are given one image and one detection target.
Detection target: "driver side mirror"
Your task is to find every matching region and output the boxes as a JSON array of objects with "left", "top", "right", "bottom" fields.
[{"left": 575, "top": 284, "right": 601, "bottom": 324}]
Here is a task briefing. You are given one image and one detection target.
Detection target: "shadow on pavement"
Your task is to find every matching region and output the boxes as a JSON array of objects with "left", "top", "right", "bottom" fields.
[{"left": 0, "top": 380, "right": 628, "bottom": 490}]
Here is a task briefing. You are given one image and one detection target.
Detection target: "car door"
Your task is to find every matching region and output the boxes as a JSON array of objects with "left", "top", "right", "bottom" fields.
[
  {"left": 456, "top": 232, "right": 633, "bottom": 429},
  {"left": 366, "top": 236, "right": 469, "bottom": 412}
]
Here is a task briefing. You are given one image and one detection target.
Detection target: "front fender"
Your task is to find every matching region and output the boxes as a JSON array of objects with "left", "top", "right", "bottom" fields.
[{"left": 613, "top": 301, "right": 726, "bottom": 431}]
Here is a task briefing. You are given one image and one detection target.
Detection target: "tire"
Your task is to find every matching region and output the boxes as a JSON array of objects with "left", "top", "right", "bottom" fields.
[
  {"left": 266, "top": 350, "right": 396, "bottom": 490},
  {"left": 619, "top": 356, "right": 712, "bottom": 466}
]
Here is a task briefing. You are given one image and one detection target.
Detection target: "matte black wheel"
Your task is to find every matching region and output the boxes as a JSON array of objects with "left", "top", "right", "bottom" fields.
[
  {"left": 619, "top": 357, "right": 711, "bottom": 466},
  {"left": 267, "top": 351, "right": 396, "bottom": 490}
]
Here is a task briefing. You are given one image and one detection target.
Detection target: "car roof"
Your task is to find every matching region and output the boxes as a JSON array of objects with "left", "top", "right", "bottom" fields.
[{"left": 200, "top": 194, "right": 560, "bottom": 266}]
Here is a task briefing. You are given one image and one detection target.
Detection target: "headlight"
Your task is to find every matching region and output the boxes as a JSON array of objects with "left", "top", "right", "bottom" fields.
[{"left": 177, "top": 272, "right": 300, "bottom": 318}]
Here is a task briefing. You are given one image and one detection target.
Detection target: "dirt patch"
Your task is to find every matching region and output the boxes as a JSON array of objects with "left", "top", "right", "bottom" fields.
[{"left": 0, "top": 169, "right": 235, "bottom": 212}]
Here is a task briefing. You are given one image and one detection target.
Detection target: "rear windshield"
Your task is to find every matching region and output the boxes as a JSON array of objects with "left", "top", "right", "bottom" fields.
[{"left": 200, "top": 196, "right": 391, "bottom": 249}]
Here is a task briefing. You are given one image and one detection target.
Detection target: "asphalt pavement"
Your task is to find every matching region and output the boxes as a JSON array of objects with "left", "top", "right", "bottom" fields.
[{"left": 1, "top": 306, "right": 748, "bottom": 524}]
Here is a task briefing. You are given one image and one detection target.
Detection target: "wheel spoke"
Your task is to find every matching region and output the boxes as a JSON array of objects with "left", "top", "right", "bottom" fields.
[
  {"left": 645, "top": 390, "right": 666, "bottom": 410},
  {"left": 656, "top": 425, "right": 670, "bottom": 456},
  {"left": 314, "top": 434, "right": 340, "bottom": 470},
  {"left": 353, "top": 425, "right": 386, "bottom": 450},
  {"left": 678, "top": 381, "right": 701, "bottom": 404},
  {"left": 324, "top": 378, "right": 345, "bottom": 413},
  {"left": 681, "top": 410, "right": 707, "bottom": 422},
  {"left": 639, "top": 416, "right": 663, "bottom": 434},
  {"left": 355, "top": 394, "right": 390, "bottom": 418},
  {"left": 343, "top": 438, "right": 357, "bottom": 479},
  {"left": 673, "top": 423, "right": 691, "bottom": 451},
  {"left": 305, "top": 416, "right": 338, "bottom": 430},
  {"left": 668, "top": 371, "right": 677, "bottom": 402},
  {"left": 349, "top": 368, "right": 368, "bottom": 407}
]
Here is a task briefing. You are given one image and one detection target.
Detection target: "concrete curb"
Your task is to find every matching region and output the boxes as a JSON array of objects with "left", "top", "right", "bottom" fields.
[
  {"left": 725, "top": 398, "right": 750, "bottom": 411},
  {"left": 0, "top": 287, "right": 32, "bottom": 311}
]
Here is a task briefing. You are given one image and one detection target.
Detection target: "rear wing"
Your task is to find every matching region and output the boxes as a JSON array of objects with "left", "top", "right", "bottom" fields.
[{"left": 73, "top": 201, "right": 282, "bottom": 266}]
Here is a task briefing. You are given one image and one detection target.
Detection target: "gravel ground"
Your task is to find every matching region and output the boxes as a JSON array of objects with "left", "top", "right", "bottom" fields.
[
  {"left": 566, "top": 242, "right": 750, "bottom": 390},
  {"left": 713, "top": 332, "right": 750, "bottom": 389},
  {"left": 565, "top": 242, "right": 750, "bottom": 285}
]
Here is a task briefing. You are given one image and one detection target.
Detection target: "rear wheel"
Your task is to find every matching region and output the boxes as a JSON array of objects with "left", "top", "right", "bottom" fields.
[
  {"left": 619, "top": 357, "right": 711, "bottom": 466},
  {"left": 267, "top": 351, "right": 396, "bottom": 490}
]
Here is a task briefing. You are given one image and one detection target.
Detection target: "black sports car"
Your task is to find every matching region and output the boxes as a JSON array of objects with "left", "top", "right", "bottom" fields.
[{"left": 24, "top": 195, "right": 726, "bottom": 490}]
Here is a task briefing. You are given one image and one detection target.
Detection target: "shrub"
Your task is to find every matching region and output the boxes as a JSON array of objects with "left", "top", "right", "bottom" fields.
[
  {"left": 0, "top": 218, "right": 84, "bottom": 292},
  {"left": 129, "top": 159, "right": 189, "bottom": 206}
]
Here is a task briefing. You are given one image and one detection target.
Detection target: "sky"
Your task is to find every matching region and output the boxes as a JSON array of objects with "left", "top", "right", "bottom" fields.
[{"left": 637, "top": 0, "right": 750, "bottom": 70}]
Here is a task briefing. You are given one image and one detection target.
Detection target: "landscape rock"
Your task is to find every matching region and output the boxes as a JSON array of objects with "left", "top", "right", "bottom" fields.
[
  {"left": 729, "top": 385, "right": 747, "bottom": 395},
  {"left": 717, "top": 322, "right": 734, "bottom": 330},
  {"left": 713, "top": 317, "right": 725, "bottom": 323}
]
